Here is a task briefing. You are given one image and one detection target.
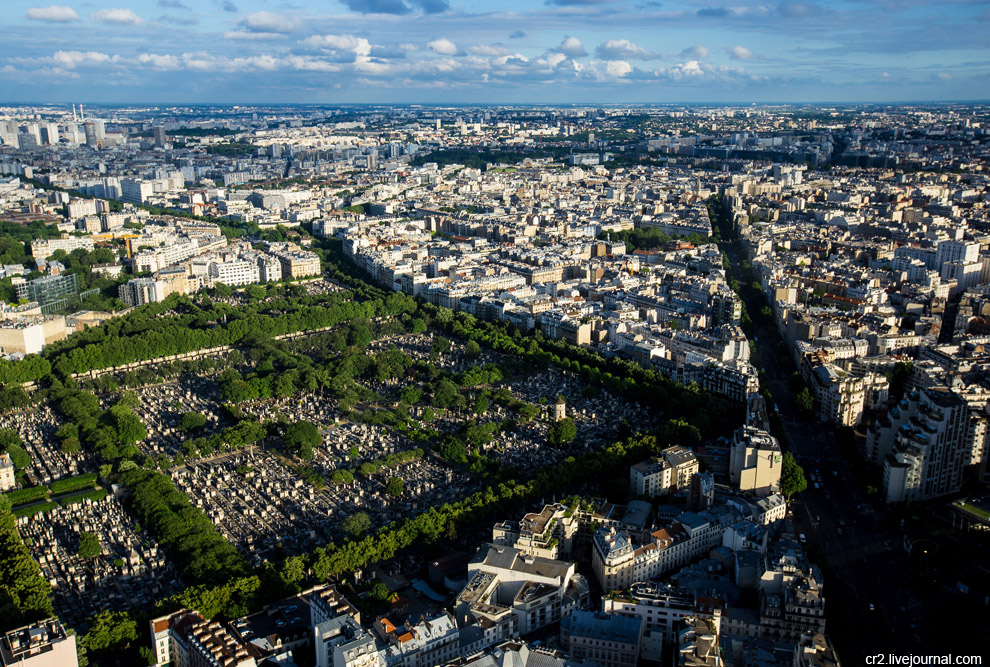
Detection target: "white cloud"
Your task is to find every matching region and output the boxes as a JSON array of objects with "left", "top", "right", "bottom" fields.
[
  {"left": 679, "top": 44, "right": 708, "bottom": 60},
  {"left": 240, "top": 11, "right": 300, "bottom": 33},
  {"left": 285, "top": 56, "right": 341, "bottom": 72},
  {"left": 427, "top": 38, "right": 459, "bottom": 55},
  {"left": 728, "top": 45, "right": 754, "bottom": 60},
  {"left": 469, "top": 44, "right": 510, "bottom": 57},
  {"left": 224, "top": 31, "right": 288, "bottom": 41},
  {"left": 137, "top": 53, "right": 181, "bottom": 70},
  {"left": 595, "top": 39, "right": 657, "bottom": 60},
  {"left": 556, "top": 36, "right": 587, "bottom": 58},
  {"left": 302, "top": 34, "right": 372, "bottom": 56},
  {"left": 24, "top": 5, "right": 80, "bottom": 22},
  {"left": 603, "top": 59, "right": 632, "bottom": 77},
  {"left": 91, "top": 8, "right": 143, "bottom": 25},
  {"left": 51, "top": 50, "right": 116, "bottom": 68},
  {"left": 937, "top": 72, "right": 953, "bottom": 80},
  {"left": 399, "top": 43, "right": 418, "bottom": 51}
]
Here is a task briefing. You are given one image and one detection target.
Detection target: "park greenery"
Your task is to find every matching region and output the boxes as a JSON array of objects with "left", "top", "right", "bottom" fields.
[{"left": 598, "top": 226, "right": 711, "bottom": 252}]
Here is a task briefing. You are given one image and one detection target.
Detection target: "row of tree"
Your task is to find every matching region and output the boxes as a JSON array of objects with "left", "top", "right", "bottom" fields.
[
  {"left": 0, "top": 496, "right": 54, "bottom": 632},
  {"left": 118, "top": 466, "right": 250, "bottom": 586},
  {"left": 42, "top": 290, "right": 389, "bottom": 377}
]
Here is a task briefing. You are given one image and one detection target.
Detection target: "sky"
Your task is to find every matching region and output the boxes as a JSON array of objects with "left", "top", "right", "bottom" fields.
[{"left": 1, "top": 0, "right": 988, "bottom": 104}]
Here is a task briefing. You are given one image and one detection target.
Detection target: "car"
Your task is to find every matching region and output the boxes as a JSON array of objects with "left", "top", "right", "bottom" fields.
[
  {"left": 832, "top": 470, "right": 838, "bottom": 476},
  {"left": 814, "top": 482, "right": 820, "bottom": 489},
  {"left": 839, "top": 519, "right": 846, "bottom": 526},
  {"left": 869, "top": 603, "right": 875, "bottom": 611},
  {"left": 284, "top": 604, "right": 298, "bottom": 613},
  {"left": 799, "top": 533, "right": 807, "bottom": 543},
  {"left": 275, "top": 619, "right": 286, "bottom": 627},
  {"left": 837, "top": 527, "right": 843, "bottom": 535}
]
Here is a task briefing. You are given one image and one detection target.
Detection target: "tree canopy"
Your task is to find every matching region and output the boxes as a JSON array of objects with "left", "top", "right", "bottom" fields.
[{"left": 780, "top": 452, "right": 807, "bottom": 498}]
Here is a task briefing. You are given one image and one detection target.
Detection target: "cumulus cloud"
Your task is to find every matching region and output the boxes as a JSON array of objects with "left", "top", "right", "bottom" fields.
[
  {"left": 427, "top": 38, "right": 460, "bottom": 55},
  {"left": 679, "top": 44, "right": 708, "bottom": 59},
  {"left": 137, "top": 53, "right": 182, "bottom": 70},
  {"left": 301, "top": 34, "right": 373, "bottom": 58},
  {"left": 219, "top": 0, "right": 237, "bottom": 11},
  {"left": 91, "top": 8, "right": 143, "bottom": 25},
  {"left": 728, "top": 45, "right": 754, "bottom": 60},
  {"left": 24, "top": 5, "right": 80, "bottom": 22},
  {"left": 239, "top": 11, "right": 301, "bottom": 33},
  {"left": 595, "top": 39, "right": 657, "bottom": 60},
  {"left": 555, "top": 36, "right": 587, "bottom": 58},
  {"left": 52, "top": 50, "right": 117, "bottom": 68},
  {"left": 602, "top": 59, "right": 632, "bottom": 77}
]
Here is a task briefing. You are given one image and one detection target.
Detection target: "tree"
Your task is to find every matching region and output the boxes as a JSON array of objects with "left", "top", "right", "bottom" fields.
[
  {"left": 794, "top": 387, "right": 814, "bottom": 416},
  {"left": 474, "top": 395, "right": 490, "bottom": 415},
  {"left": 370, "top": 580, "right": 391, "bottom": 602},
  {"left": 465, "top": 339, "right": 481, "bottom": 359},
  {"left": 78, "top": 532, "right": 101, "bottom": 560},
  {"left": 780, "top": 452, "right": 807, "bottom": 498},
  {"left": 178, "top": 412, "right": 208, "bottom": 432},
  {"left": 81, "top": 610, "right": 138, "bottom": 652},
  {"left": 244, "top": 284, "right": 266, "bottom": 300},
  {"left": 385, "top": 477, "right": 404, "bottom": 497},
  {"left": 432, "top": 379, "right": 461, "bottom": 410},
  {"left": 330, "top": 469, "right": 354, "bottom": 485},
  {"left": 283, "top": 421, "right": 322, "bottom": 460},
  {"left": 341, "top": 512, "right": 371, "bottom": 538},
  {"left": 518, "top": 403, "right": 539, "bottom": 423},
  {"left": 548, "top": 418, "right": 577, "bottom": 445}
]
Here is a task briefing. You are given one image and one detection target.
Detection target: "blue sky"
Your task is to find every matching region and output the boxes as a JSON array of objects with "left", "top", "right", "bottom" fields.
[{"left": 1, "top": 0, "right": 988, "bottom": 103}]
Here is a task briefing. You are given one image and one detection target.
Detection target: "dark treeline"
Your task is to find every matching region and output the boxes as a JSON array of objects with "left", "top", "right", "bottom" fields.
[{"left": 0, "top": 496, "right": 55, "bottom": 631}]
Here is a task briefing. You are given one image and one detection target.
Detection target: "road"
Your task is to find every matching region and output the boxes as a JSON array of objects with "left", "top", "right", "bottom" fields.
[{"left": 719, "top": 228, "right": 933, "bottom": 660}]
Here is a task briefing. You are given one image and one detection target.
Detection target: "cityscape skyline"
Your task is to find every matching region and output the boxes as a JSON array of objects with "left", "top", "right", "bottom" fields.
[{"left": 2, "top": 0, "right": 989, "bottom": 104}]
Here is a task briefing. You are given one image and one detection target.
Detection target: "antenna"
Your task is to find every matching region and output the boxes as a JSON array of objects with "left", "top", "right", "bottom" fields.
[{"left": 72, "top": 104, "right": 77, "bottom": 122}]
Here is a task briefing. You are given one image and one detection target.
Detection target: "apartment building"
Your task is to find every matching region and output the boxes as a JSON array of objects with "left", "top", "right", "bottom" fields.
[
  {"left": 0, "top": 619, "right": 77, "bottom": 667},
  {"left": 882, "top": 388, "right": 985, "bottom": 503},
  {"left": 729, "top": 426, "right": 782, "bottom": 496},
  {"left": 629, "top": 446, "right": 700, "bottom": 498},
  {"left": 560, "top": 611, "right": 642, "bottom": 667}
]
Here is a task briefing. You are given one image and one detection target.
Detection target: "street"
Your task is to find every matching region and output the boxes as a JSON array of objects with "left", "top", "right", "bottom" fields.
[{"left": 721, "top": 233, "right": 935, "bottom": 661}]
